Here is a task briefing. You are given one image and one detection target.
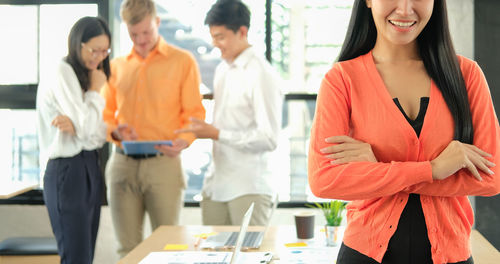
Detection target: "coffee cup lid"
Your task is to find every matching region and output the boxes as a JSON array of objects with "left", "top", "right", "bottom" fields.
[{"left": 294, "top": 211, "right": 315, "bottom": 217}]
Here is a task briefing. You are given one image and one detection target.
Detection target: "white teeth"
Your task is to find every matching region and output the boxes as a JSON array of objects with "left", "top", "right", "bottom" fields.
[{"left": 390, "top": 20, "right": 415, "bottom": 27}]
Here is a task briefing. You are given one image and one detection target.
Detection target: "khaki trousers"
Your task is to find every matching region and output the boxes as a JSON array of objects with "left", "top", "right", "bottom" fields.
[
  {"left": 201, "top": 194, "right": 273, "bottom": 226},
  {"left": 106, "top": 152, "right": 186, "bottom": 257}
]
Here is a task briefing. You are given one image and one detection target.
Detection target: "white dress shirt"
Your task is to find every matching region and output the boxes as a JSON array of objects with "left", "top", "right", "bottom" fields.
[
  {"left": 203, "top": 47, "right": 283, "bottom": 202},
  {"left": 36, "top": 59, "right": 106, "bottom": 164}
]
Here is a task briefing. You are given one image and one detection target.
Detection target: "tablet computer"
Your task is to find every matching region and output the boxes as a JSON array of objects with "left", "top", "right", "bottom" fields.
[{"left": 121, "top": 140, "right": 173, "bottom": 155}]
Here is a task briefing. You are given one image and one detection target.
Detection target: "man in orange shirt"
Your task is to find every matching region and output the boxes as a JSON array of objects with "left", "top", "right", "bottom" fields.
[{"left": 101, "top": 0, "right": 205, "bottom": 257}]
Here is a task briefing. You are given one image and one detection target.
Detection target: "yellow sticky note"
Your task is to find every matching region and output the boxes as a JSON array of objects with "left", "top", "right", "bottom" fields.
[
  {"left": 194, "top": 232, "right": 218, "bottom": 238},
  {"left": 284, "top": 242, "right": 308, "bottom": 247},
  {"left": 163, "top": 244, "right": 189, "bottom": 251}
]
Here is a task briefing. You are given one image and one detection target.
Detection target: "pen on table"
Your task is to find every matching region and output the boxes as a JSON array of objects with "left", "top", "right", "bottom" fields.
[{"left": 194, "top": 236, "right": 201, "bottom": 248}]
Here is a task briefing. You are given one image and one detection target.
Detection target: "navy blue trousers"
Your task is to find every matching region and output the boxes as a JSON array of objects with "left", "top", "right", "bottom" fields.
[{"left": 43, "top": 150, "right": 103, "bottom": 264}]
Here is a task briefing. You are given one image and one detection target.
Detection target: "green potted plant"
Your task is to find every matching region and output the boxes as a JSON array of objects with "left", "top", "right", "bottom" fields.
[{"left": 307, "top": 200, "right": 347, "bottom": 246}]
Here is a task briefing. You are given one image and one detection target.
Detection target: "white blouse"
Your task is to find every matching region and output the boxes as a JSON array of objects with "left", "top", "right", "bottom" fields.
[
  {"left": 36, "top": 59, "right": 106, "bottom": 164},
  {"left": 203, "top": 47, "right": 283, "bottom": 202}
]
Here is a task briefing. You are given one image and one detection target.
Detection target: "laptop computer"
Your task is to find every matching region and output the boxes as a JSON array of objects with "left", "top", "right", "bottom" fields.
[
  {"left": 138, "top": 203, "right": 273, "bottom": 264},
  {"left": 200, "top": 195, "right": 279, "bottom": 250}
]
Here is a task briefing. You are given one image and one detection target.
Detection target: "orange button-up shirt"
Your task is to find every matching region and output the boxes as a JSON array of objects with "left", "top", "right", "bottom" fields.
[
  {"left": 102, "top": 37, "right": 205, "bottom": 145},
  {"left": 308, "top": 52, "right": 500, "bottom": 264}
]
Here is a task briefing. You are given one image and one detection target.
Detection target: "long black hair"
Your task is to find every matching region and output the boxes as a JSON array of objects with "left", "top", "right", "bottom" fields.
[
  {"left": 338, "top": 0, "right": 473, "bottom": 143},
  {"left": 66, "top": 16, "right": 111, "bottom": 92}
]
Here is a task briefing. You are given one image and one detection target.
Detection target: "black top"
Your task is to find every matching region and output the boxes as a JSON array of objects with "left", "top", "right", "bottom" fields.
[{"left": 336, "top": 97, "right": 473, "bottom": 264}]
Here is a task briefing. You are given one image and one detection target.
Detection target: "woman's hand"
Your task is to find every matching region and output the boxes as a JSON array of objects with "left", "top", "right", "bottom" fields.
[
  {"left": 431, "top": 140, "right": 495, "bottom": 181},
  {"left": 320, "top": 135, "right": 377, "bottom": 164},
  {"left": 89, "top": 69, "right": 107, "bottom": 92},
  {"left": 52, "top": 115, "right": 75, "bottom": 136}
]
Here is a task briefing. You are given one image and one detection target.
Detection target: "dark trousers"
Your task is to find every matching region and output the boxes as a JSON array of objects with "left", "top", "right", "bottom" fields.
[
  {"left": 43, "top": 150, "right": 103, "bottom": 264},
  {"left": 337, "top": 243, "right": 473, "bottom": 264}
]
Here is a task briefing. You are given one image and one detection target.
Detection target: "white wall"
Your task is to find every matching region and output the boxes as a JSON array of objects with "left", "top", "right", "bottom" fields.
[{"left": 448, "top": 0, "right": 474, "bottom": 59}]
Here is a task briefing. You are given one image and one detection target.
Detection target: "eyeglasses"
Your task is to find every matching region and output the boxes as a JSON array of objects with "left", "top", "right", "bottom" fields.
[{"left": 81, "top": 43, "right": 111, "bottom": 58}]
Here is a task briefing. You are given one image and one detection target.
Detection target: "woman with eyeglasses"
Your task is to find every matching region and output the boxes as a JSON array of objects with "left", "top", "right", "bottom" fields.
[
  {"left": 36, "top": 16, "right": 111, "bottom": 264},
  {"left": 308, "top": 0, "right": 499, "bottom": 263}
]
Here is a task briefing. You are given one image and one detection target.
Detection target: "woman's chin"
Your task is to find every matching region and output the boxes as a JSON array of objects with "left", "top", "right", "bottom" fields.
[{"left": 86, "top": 63, "right": 99, "bottom": 70}]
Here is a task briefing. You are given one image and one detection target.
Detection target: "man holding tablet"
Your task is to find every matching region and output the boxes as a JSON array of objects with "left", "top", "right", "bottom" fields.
[{"left": 101, "top": 0, "right": 205, "bottom": 257}]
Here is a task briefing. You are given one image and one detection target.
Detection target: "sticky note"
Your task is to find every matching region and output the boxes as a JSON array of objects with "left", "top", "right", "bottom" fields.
[
  {"left": 163, "top": 244, "right": 189, "bottom": 250},
  {"left": 194, "top": 232, "right": 218, "bottom": 238},
  {"left": 284, "top": 242, "right": 308, "bottom": 247}
]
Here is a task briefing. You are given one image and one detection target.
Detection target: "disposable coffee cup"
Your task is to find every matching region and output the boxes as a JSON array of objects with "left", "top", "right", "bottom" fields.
[{"left": 294, "top": 211, "right": 315, "bottom": 239}]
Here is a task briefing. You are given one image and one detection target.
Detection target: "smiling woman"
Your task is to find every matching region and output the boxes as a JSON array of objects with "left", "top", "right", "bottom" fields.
[
  {"left": 308, "top": 0, "right": 500, "bottom": 263},
  {"left": 36, "top": 16, "right": 111, "bottom": 264}
]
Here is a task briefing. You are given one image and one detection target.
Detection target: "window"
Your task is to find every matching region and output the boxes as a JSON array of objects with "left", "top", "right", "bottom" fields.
[
  {"left": 0, "top": 110, "right": 39, "bottom": 184},
  {"left": 0, "top": 6, "right": 38, "bottom": 85},
  {"left": 271, "top": 0, "right": 353, "bottom": 93}
]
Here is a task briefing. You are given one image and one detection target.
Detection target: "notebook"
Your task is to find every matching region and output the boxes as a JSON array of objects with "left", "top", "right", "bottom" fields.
[
  {"left": 199, "top": 195, "right": 279, "bottom": 250},
  {"left": 138, "top": 203, "right": 273, "bottom": 264},
  {"left": 121, "top": 140, "right": 172, "bottom": 155}
]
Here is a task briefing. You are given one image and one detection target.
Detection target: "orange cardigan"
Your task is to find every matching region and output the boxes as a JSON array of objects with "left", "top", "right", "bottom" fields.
[{"left": 308, "top": 51, "right": 500, "bottom": 264}]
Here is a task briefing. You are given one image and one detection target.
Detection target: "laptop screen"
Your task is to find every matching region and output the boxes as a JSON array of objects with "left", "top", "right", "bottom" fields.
[{"left": 229, "top": 202, "right": 254, "bottom": 264}]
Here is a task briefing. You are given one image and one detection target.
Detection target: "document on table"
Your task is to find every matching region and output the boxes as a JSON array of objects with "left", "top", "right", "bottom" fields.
[
  {"left": 139, "top": 251, "right": 231, "bottom": 263},
  {"left": 139, "top": 251, "right": 273, "bottom": 264},
  {"left": 277, "top": 246, "right": 340, "bottom": 264}
]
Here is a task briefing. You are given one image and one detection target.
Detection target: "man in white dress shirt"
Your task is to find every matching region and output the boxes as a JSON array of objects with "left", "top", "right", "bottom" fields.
[{"left": 178, "top": 0, "right": 282, "bottom": 225}]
